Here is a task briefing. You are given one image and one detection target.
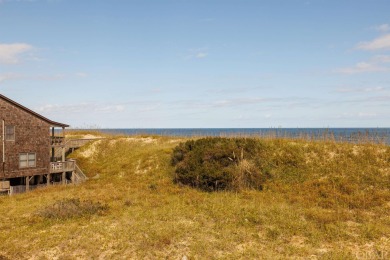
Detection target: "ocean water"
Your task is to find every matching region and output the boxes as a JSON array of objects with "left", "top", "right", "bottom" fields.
[{"left": 95, "top": 128, "right": 390, "bottom": 144}]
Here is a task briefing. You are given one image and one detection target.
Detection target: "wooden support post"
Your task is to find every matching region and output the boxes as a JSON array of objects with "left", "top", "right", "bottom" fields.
[
  {"left": 25, "top": 176, "right": 33, "bottom": 191},
  {"left": 26, "top": 176, "right": 29, "bottom": 191},
  {"left": 71, "top": 171, "right": 75, "bottom": 184},
  {"left": 51, "top": 127, "right": 55, "bottom": 162},
  {"left": 62, "top": 127, "right": 66, "bottom": 162},
  {"left": 62, "top": 147, "right": 65, "bottom": 162},
  {"left": 62, "top": 171, "right": 66, "bottom": 184},
  {"left": 46, "top": 173, "right": 50, "bottom": 186}
]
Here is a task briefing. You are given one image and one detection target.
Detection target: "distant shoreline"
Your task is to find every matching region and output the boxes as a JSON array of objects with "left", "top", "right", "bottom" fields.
[{"left": 67, "top": 128, "right": 390, "bottom": 144}]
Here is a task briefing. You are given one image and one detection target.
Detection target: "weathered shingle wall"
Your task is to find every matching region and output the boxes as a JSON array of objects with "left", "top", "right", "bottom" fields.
[{"left": 0, "top": 98, "right": 50, "bottom": 178}]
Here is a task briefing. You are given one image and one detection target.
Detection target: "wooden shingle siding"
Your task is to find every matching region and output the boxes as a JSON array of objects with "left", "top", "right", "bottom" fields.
[{"left": 0, "top": 97, "right": 51, "bottom": 178}]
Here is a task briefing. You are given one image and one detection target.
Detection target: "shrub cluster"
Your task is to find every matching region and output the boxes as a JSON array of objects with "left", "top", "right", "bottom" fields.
[
  {"left": 171, "top": 137, "right": 271, "bottom": 191},
  {"left": 36, "top": 198, "right": 109, "bottom": 220}
]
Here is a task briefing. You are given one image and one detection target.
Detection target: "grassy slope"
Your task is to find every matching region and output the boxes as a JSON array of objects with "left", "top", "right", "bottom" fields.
[{"left": 0, "top": 134, "right": 389, "bottom": 259}]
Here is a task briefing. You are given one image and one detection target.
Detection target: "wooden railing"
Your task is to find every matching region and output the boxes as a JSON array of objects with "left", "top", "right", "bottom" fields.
[
  {"left": 9, "top": 182, "right": 69, "bottom": 195},
  {"left": 6, "top": 160, "right": 87, "bottom": 195},
  {"left": 50, "top": 160, "right": 76, "bottom": 173},
  {"left": 51, "top": 136, "right": 65, "bottom": 146},
  {"left": 66, "top": 138, "right": 95, "bottom": 148},
  {"left": 53, "top": 138, "right": 100, "bottom": 158},
  {"left": 73, "top": 164, "right": 88, "bottom": 183}
]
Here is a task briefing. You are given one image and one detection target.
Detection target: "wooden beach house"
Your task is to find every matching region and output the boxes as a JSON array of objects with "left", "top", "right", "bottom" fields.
[{"left": 0, "top": 94, "right": 86, "bottom": 195}]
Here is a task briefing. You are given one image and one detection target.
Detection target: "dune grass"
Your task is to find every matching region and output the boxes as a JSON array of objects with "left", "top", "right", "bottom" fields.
[{"left": 0, "top": 133, "right": 389, "bottom": 259}]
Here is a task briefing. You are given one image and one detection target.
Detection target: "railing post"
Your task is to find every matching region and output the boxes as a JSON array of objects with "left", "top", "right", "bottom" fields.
[
  {"left": 26, "top": 176, "right": 29, "bottom": 191},
  {"left": 61, "top": 127, "right": 65, "bottom": 161}
]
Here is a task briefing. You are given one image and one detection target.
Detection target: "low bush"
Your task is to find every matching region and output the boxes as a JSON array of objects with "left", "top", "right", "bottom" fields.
[
  {"left": 171, "top": 137, "right": 271, "bottom": 191},
  {"left": 36, "top": 198, "right": 109, "bottom": 220}
]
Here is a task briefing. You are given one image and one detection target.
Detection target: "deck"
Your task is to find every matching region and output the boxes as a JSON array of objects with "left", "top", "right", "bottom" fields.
[
  {"left": 50, "top": 160, "right": 76, "bottom": 173},
  {"left": 1, "top": 138, "right": 94, "bottom": 195}
]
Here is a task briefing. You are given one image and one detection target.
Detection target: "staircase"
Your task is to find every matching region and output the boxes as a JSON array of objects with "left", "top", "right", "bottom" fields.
[
  {"left": 73, "top": 163, "right": 88, "bottom": 184},
  {"left": 53, "top": 138, "right": 101, "bottom": 184}
]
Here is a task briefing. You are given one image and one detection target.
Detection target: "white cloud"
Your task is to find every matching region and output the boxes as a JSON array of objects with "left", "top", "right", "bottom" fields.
[
  {"left": 356, "top": 33, "right": 390, "bottom": 50},
  {"left": 374, "top": 24, "right": 390, "bottom": 32},
  {"left": 184, "top": 48, "right": 209, "bottom": 60},
  {"left": 0, "top": 43, "right": 33, "bottom": 64},
  {"left": 36, "top": 102, "right": 126, "bottom": 114},
  {"left": 372, "top": 55, "right": 390, "bottom": 63},
  {"left": 336, "top": 86, "right": 385, "bottom": 93},
  {"left": 195, "top": 52, "right": 208, "bottom": 59},
  {"left": 333, "top": 112, "right": 380, "bottom": 121},
  {"left": 0, "top": 72, "right": 89, "bottom": 83},
  {"left": 0, "top": 73, "right": 22, "bottom": 83},
  {"left": 75, "top": 72, "right": 88, "bottom": 78},
  {"left": 335, "top": 55, "right": 390, "bottom": 74},
  {"left": 335, "top": 62, "right": 389, "bottom": 74},
  {"left": 358, "top": 112, "right": 377, "bottom": 118},
  {"left": 96, "top": 105, "right": 125, "bottom": 112},
  {"left": 212, "top": 97, "right": 271, "bottom": 107}
]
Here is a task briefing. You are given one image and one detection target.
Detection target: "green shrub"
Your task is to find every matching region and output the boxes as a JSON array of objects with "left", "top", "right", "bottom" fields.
[{"left": 171, "top": 137, "right": 270, "bottom": 191}]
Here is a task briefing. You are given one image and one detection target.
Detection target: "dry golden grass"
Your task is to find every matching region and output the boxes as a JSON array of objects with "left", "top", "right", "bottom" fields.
[{"left": 0, "top": 134, "right": 389, "bottom": 259}]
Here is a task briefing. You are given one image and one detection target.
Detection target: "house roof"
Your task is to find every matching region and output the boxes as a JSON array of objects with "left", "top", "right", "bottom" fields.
[{"left": 0, "top": 94, "right": 69, "bottom": 128}]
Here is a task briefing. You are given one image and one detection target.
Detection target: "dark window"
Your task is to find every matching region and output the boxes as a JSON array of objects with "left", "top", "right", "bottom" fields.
[{"left": 5, "top": 125, "right": 15, "bottom": 141}]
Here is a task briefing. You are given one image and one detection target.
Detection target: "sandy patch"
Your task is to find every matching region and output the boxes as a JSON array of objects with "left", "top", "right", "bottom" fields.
[
  {"left": 352, "top": 146, "right": 360, "bottom": 156},
  {"left": 29, "top": 247, "right": 61, "bottom": 260},
  {"left": 125, "top": 137, "right": 157, "bottom": 144},
  {"left": 169, "top": 139, "right": 184, "bottom": 143},
  {"left": 79, "top": 140, "right": 102, "bottom": 158},
  {"left": 82, "top": 134, "right": 102, "bottom": 139},
  {"left": 107, "top": 137, "right": 158, "bottom": 146},
  {"left": 290, "top": 235, "right": 307, "bottom": 248},
  {"left": 328, "top": 152, "right": 336, "bottom": 160}
]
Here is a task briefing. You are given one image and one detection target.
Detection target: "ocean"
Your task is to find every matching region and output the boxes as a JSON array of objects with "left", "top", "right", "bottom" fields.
[{"left": 94, "top": 128, "right": 390, "bottom": 144}]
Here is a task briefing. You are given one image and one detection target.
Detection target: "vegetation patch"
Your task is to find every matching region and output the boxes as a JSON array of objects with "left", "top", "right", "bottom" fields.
[
  {"left": 36, "top": 198, "right": 109, "bottom": 220},
  {"left": 1, "top": 134, "right": 389, "bottom": 259},
  {"left": 171, "top": 137, "right": 273, "bottom": 191}
]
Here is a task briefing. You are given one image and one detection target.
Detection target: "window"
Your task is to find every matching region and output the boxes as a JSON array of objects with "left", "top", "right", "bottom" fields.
[
  {"left": 28, "top": 153, "right": 36, "bottom": 167},
  {"left": 5, "top": 125, "right": 15, "bottom": 141},
  {"left": 19, "top": 153, "right": 36, "bottom": 168}
]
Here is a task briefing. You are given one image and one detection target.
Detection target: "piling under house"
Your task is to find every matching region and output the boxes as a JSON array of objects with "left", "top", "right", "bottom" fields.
[{"left": 0, "top": 94, "right": 86, "bottom": 195}]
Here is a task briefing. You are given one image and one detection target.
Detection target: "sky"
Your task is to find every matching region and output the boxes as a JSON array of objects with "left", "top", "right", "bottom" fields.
[{"left": 0, "top": 0, "right": 390, "bottom": 128}]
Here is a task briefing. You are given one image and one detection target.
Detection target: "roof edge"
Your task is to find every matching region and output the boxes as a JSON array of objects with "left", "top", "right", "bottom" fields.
[{"left": 0, "top": 94, "right": 69, "bottom": 128}]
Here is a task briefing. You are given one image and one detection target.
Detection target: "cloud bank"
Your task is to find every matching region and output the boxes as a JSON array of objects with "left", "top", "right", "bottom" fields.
[
  {"left": 0, "top": 43, "right": 33, "bottom": 64},
  {"left": 336, "top": 55, "right": 390, "bottom": 74},
  {"left": 356, "top": 34, "right": 390, "bottom": 50}
]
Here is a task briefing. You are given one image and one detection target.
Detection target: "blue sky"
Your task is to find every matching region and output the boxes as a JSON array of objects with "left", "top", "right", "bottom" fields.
[{"left": 1, "top": 0, "right": 390, "bottom": 128}]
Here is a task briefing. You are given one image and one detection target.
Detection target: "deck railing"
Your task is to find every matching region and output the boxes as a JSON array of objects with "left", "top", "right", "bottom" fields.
[
  {"left": 9, "top": 182, "right": 69, "bottom": 195},
  {"left": 73, "top": 164, "right": 88, "bottom": 183},
  {"left": 51, "top": 136, "right": 65, "bottom": 146},
  {"left": 50, "top": 160, "right": 76, "bottom": 173},
  {"left": 66, "top": 138, "right": 94, "bottom": 148},
  {"left": 53, "top": 138, "right": 99, "bottom": 158},
  {"left": 5, "top": 160, "right": 86, "bottom": 195}
]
